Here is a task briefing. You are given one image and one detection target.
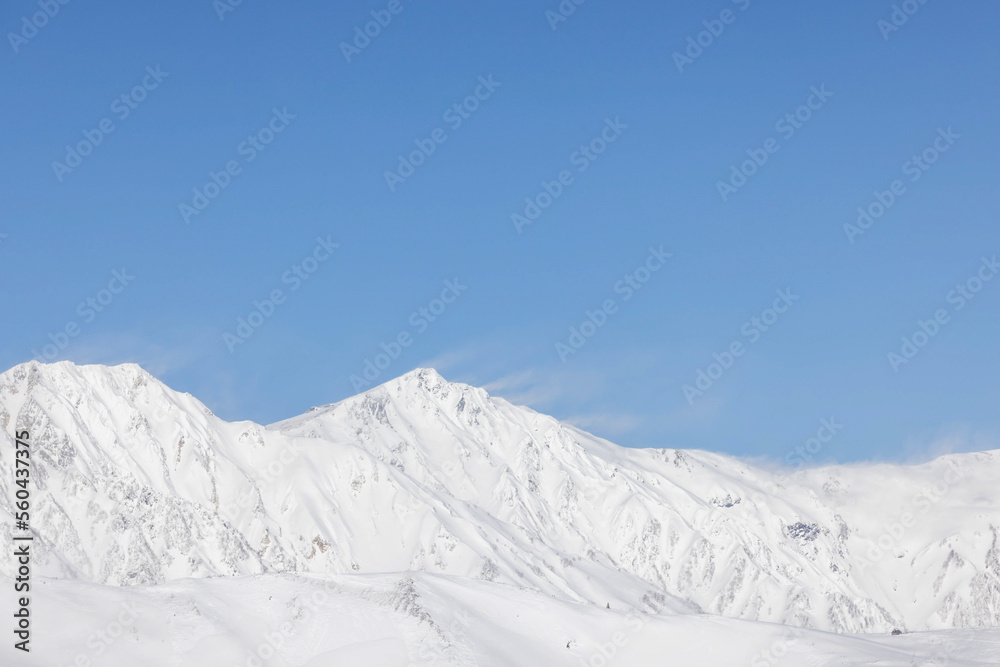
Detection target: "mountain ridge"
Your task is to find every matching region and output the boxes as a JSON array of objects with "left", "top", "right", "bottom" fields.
[{"left": 1, "top": 360, "right": 998, "bottom": 633}]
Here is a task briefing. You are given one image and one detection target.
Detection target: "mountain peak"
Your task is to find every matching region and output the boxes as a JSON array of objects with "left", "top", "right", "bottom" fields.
[
  {"left": 4, "top": 359, "right": 150, "bottom": 380},
  {"left": 379, "top": 367, "right": 473, "bottom": 400},
  {"left": 397, "top": 367, "right": 446, "bottom": 384},
  {"left": 1, "top": 360, "right": 152, "bottom": 397}
]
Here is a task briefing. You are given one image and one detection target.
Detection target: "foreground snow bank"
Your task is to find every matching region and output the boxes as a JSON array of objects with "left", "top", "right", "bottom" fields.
[{"left": 6, "top": 572, "right": 999, "bottom": 667}]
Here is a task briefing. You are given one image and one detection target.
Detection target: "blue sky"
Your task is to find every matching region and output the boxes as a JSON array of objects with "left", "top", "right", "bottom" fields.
[{"left": 3, "top": 0, "right": 999, "bottom": 464}]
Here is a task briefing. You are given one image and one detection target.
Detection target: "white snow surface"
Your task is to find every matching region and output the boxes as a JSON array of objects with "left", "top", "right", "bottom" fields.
[
  {"left": 0, "top": 361, "right": 998, "bottom": 664},
  {"left": 5, "top": 572, "right": 1000, "bottom": 667}
]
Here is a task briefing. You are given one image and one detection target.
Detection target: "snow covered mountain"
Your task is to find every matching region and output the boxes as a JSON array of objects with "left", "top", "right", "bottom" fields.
[{"left": 1, "top": 361, "right": 998, "bottom": 637}]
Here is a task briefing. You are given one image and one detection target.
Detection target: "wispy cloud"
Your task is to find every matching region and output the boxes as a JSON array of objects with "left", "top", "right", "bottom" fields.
[
  {"left": 564, "top": 412, "right": 642, "bottom": 435},
  {"left": 898, "top": 425, "right": 1000, "bottom": 464},
  {"left": 68, "top": 329, "right": 217, "bottom": 378},
  {"left": 414, "top": 335, "right": 671, "bottom": 444},
  {"left": 416, "top": 346, "right": 480, "bottom": 375},
  {"left": 482, "top": 366, "right": 607, "bottom": 408}
]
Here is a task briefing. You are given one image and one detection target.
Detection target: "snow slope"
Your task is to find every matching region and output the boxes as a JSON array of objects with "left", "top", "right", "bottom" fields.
[
  {"left": 5, "top": 572, "right": 1000, "bottom": 667},
  {"left": 0, "top": 361, "right": 998, "bottom": 638}
]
